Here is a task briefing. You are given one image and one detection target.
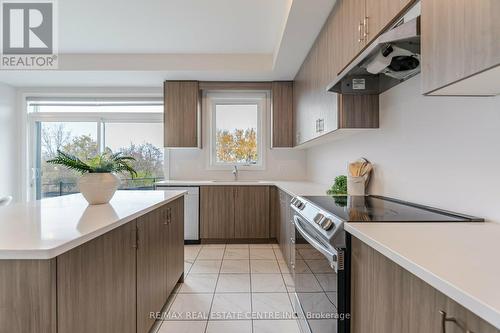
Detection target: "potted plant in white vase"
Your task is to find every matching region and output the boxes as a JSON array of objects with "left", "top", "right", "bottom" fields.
[{"left": 47, "top": 150, "right": 137, "bottom": 205}]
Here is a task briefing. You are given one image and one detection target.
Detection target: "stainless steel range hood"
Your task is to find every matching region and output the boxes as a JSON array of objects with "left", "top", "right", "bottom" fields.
[{"left": 327, "top": 16, "right": 420, "bottom": 95}]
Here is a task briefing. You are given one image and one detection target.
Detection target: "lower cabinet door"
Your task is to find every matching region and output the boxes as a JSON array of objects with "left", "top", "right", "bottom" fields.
[
  {"left": 351, "top": 237, "right": 500, "bottom": 333},
  {"left": 234, "top": 186, "right": 270, "bottom": 239},
  {"left": 200, "top": 186, "right": 235, "bottom": 239},
  {"left": 137, "top": 208, "right": 169, "bottom": 333},
  {"left": 167, "top": 197, "right": 185, "bottom": 295},
  {"left": 57, "top": 222, "right": 137, "bottom": 333}
]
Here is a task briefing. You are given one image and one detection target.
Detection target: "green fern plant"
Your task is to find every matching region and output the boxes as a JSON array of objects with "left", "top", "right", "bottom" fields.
[
  {"left": 47, "top": 150, "right": 138, "bottom": 178},
  {"left": 327, "top": 175, "right": 347, "bottom": 196}
]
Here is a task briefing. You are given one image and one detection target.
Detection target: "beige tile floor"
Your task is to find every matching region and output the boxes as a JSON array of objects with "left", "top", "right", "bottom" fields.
[{"left": 155, "top": 243, "right": 301, "bottom": 333}]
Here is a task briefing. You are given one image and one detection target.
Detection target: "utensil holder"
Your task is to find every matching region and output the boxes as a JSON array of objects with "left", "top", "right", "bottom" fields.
[{"left": 348, "top": 175, "right": 368, "bottom": 195}]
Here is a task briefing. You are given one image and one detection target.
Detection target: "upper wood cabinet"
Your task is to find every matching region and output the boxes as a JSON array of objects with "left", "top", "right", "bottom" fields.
[
  {"left": 365, "top": 0, "right": 415, "bottom": 45},
  {"left": 164, "top": 81, "right": 201, "bottom": 148},
  {"left": 338, "top": 0, "right": 366, "bottom": 72},
  {"left": 271, "top": 81, "right": 294, "bottom": 148},
  {"left": 234, "top": 186, "right": 270, "bottom": 239},
  {"left": 422, "top": 0, "right": 500, "bottom": 96},
  {"left": 293, "top": 0, "right": 418, "bottom": 146},
  {"left": 335, "top": 0, "right": 415, "bottom": 74}
]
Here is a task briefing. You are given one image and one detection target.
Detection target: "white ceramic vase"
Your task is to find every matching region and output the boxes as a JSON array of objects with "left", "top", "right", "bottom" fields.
[{"left": 78, "top": 173, "right": 120, "bottom": 205}]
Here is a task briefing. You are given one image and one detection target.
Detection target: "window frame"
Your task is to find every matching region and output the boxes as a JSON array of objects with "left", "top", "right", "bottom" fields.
[
  {"left": 26, "top": 97, "right": 164, "bottom": 200},
  {"left": 206, "top": 92, "right": 266, "bottom": 170}
]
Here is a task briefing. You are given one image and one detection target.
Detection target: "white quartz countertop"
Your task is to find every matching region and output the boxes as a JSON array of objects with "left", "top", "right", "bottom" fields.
[
  {"left": 0, "top": 190, "right": 186, "bottom": 259},
  {"left": 155, "top": 180, "right": 329, "bottom": 197},
  {"left": 157, "top": 179, "right": 500, "bottom": 328},
  {"left": 345, "top": 222, "right": 500, "bottom": 329}
]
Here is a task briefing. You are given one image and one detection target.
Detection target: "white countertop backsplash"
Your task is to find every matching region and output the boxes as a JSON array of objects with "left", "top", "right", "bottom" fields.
[{"left": 0, "top": 190, "right": 186, "bottom": 259}]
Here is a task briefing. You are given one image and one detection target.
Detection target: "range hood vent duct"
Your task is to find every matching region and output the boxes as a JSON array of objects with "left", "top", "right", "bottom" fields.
[{"left": 327, "top": 16, "right": 420, "bottom": 95}]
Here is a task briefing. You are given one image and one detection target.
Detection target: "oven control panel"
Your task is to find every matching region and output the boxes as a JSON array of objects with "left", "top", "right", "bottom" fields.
[{"left": 290, "top": 196, "right": 345, "bottom": 249}]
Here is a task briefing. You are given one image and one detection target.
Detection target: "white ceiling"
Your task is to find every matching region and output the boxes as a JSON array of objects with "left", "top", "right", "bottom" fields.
[
  {"left": 0, "top": 0, "right": 336, "bottom": 87},
  {"left": 59, "top": 0, "right": 289, "bottom": 54}
]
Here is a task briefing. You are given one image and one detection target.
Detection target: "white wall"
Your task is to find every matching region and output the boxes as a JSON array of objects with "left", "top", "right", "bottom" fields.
[
  {"left": 169, "top": 94, "right": 307, "bottom": 181},
  {"left": 0, "top": 83, "right": 18, "bottom": 201},
  {"left": 306, "top": 75, "right": 500, "bottom": 222},
  {"left": 169, "top": 147, "right": 307, "bottom": 181}
]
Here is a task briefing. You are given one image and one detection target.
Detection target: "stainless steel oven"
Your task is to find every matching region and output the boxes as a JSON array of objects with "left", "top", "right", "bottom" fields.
[
  {"left": 289, "top": 194, "right": 483, "bottom": 333},
  {"left": 291, "top": 206, "right": 350, "bottom": 333}
]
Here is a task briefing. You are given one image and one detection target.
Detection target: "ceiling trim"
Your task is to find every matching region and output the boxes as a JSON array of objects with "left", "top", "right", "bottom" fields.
[{"left": 3, "top": 54, "right": 273, "bottom": 72}]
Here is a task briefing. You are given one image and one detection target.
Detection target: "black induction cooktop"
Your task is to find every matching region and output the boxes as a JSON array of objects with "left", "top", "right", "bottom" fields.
[{"left": 301, "top": 195, "right": 483, "bottom": 222}]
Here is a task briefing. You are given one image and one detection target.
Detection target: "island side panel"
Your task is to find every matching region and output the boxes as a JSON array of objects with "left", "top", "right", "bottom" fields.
[
  {"left": 57, "top": 221, "right": 137, "bottom": 333},
  {"left": 0, "top": 259, "right": 57, "bottom": 333}
]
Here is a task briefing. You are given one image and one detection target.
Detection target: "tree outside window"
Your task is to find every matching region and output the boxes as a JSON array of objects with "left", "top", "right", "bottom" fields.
[
  {"left": 39, "top": 122, "right": 164, "bottom": 198},
  {"left": 213, "top": 102, "right": 261, "bottom": 166}
]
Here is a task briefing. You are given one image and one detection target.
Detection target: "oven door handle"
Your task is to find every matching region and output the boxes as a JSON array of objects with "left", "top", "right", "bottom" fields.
[{"left": 293, "top": 215, "right": 338, "bottom": 268}]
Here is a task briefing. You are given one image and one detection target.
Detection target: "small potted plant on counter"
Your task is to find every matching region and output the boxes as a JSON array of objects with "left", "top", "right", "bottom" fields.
[
  {"left": 327, "top": 175, "right": 348, "bottom": 207},
  {"left": 47, "top": 150, "right": 137, "bottom": 205}
]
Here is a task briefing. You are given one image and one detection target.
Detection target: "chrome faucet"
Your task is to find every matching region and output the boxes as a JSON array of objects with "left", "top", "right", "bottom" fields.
[{"left": 232, "top": 165, "right": 238, "bottom": 181}]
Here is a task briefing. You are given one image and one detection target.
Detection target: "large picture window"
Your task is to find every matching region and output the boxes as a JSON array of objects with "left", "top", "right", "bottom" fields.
[
  {"left": 208, "top": 93, "right": 265, "bottom": 169},
  {"left": 27, "top": 98, "right": 164, "bottom": 199}
]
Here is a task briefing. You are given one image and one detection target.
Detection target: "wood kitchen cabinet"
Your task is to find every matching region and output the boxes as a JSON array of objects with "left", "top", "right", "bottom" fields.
[
  {"left": 277, "top": 189, "right": 293, "bottom": 269},
  {"left": 200, "top": 186, "right": 271, "bottom": 241},
  {"left": 57, "top": 222, "right": 137, "bottom": 333},
  {"left": 292, "top": 0, "right": 417, "bottom": 146},
  {"left": 422, "top": 0, "right": 500, "bottom": 95},
  {"left": 351, "top": 237, "right": 500, "bottom": 333},
  {"left": 293, "top": 0, "right": 387, "bottom": 147},
  {"left": 337, "top": 0, "right": 366, "bottom": 71},
  {"left": 0, "top": 260, "right": 57, "bottom": 333},
  {"left": 234, "top": 186, "right": 270, "bottom": 239},
  {"left": 271, "top": 81, "right": 294, "bottom": 148},
  {"left": 136, "top": 209, "right": 168, "bottom": 333},
  {"left": 333, "top": 0, "right": 415, "bottom": 75},
  {"left": 200, "top": 186, "right": 235, "bottom": 239},
  {"left": 166, "top": 198, "right": 185, "bottom": 295},
  {"left": 164, "top": 80, "right": 201, "bottom": 148},
  {"left": 364, "top": 0, "right": 415, "bottom": 45}
]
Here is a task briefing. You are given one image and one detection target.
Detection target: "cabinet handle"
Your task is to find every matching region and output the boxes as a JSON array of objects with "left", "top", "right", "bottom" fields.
[
  {"left": 162, "top": 209, "right": 168, "bottom": 225},
  {"left": 358, "top": 21, "right": 364, "bottom": 43},
  {"left": 439, "top": 310, "right": 475, "bottom": 333},
  {"left": 364, "top": 16, "right": 369, "bottom": 39}
]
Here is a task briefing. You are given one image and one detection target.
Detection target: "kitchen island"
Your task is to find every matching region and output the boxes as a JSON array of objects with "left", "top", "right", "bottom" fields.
[{"left": 0, "top": 190, "right": 186, "bottom": 333}]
